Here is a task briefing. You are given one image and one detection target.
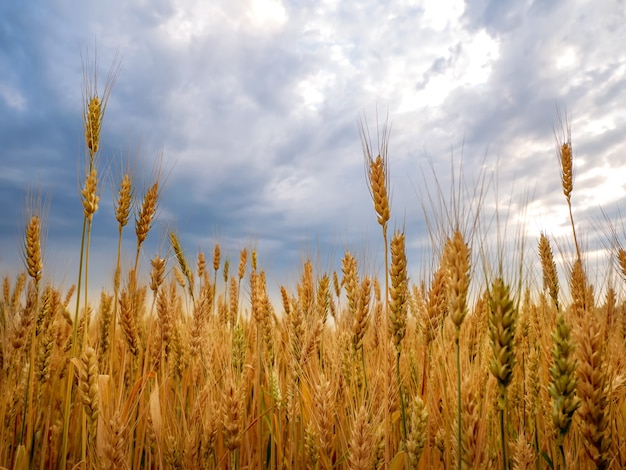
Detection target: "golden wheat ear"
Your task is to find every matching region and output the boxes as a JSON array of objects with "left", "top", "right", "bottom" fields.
[
  {"left": 446, "top": 230, "right": 470, "bottom": 333},
  {"left": 576, "top": 313, "right": 611, "bottom": 469},
  {"left": 560, "top": 140, "right": 573, "bottom": 205},
  {"left": 115, "top": 173, "right": 133, "bottom": 228},
  {"left": 72, "top": 346, "right": 99, "bottom": 457},
  {"left": 352, "top": 276, "right": 371, "bottom": 353},
  {"left": 348, "top": 403, "right": 375, "bottom": 470},
  {"left": 406, "top": 394, "right": 428, "bottom": 467},
  {"left": 389, "top": 230, "right": 408, "bottom": 351},
  {"left": 538, "top": 233, "right": 560, "bottom": 311},
  {"left": 358, "top": 113, "right": 394, "bottom": 468},
  {"left": 81, "top": 49, "right": 120, "bottom": 161},
  {"left": 23, "top": 215, "right": 43, "bottom": 285},
  {"left": 222, "top": 374, "right": 243, "bottom": 452},
  {"left": 135, "top": 180, "right": 160, "bottom": 249}
]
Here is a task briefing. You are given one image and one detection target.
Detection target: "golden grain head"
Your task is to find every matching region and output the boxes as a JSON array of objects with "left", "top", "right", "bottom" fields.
[
  {"left": 115, "top": 173, "right": 132, "bottom": 227},
  {"left": 560, "top": 141, "right": 573, "bottom": 201},
  {"left": 576, "top": 314, "right": 611, "bottom": 463},
  {"left": 389, "top": 230, "right": 408, "bottom": 349},
  {"left": 370, "top": 155, "right": 390, "bottom": 227},
  {"left": 570, "top": 258, "right": 588, "bottom": 315},
  {"left": 135, "top": 181, "right": 159, "bottom": 245},
  {"left": 222, "top": 376, "right": 243, "bottom": 452},
  {"left": 342, "top": 251, "right": 359, "bottom": 315},
  {"left": 149, "top": 256, "right": 166, "bottom": 293},
  {"left": 406, "top": 395, "right": 428, "bottom": 466},
  {"left": 24, "top": 215, "right": 42, "bottom": 283},
  {"left": 73, "top": 346, "right": 99, "bottom": 444},
  {"left": 446, "top": 230, "right": 470, "bottom": 330},
  {"left": 539, "top": 232, "right": 559, "bottom": 309},
  {"left": 81, "top": 167, "right": 100, "bottom": 221},
  {"left": 352, "top": 276, "right": 371, "bottom": 352},
  {"left": 84, "top": 96, "right": 102, "bottom": 156},
  {"left": 488, "top": 278, "right": 517, "bottom": 390},
  {"left": 213, "top": 243, "right": 221, "bottom": 273},
  {"left": 237, "top": 247, "right": 248, "bottom": 281},
  {"left": 348, "top": 403, "right": 374, "bottom": 470},
  {"left": 426, "top": 261, "right": 447, "bottom": 342}
]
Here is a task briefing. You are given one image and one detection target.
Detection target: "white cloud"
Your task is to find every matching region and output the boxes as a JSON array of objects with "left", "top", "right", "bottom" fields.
[
  {"left": 247, "top": 0, "right": 287, "bottom": 31},
  {"left": 461, "top": 29, "right": 500, "bottom": 86},
  {"left": 0, "top": 83, "right": 27, "bottom": 111},
  {"left": 421, "top": 0, "right": 464, "bottom": 31},
  {"left": 555, "top": 47, "right": 577, "bottom": 70},
  {"left": 157, "top": 1, "right": 219, "bottom": 44},
  {"left": 297, "top": 71, "right": 335, "bottom": 111}
]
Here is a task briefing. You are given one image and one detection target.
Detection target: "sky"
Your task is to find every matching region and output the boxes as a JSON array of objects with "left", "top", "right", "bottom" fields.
[{"left": 1, "top": 0, "right": 626, "bottom": 302}]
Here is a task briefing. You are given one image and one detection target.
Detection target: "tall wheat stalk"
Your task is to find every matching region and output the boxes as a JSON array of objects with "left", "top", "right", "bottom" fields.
[
  {"left": 445, "top": 230, "right": 470, "bottom": 470},
  {"left": 555, "top": 111, "right": 581, "bottom": 263},
  {"left": 359, "top": 114, "right": 391, "bottom": 467},
  {"left": 111, "top": 170, "right": 133, "bottom": 368},
  {"left": 60, "top": 52, "right": 119, "bottom": 470},
  {"left": 22, "top": 211, "right": 43, "bottom": 458}
]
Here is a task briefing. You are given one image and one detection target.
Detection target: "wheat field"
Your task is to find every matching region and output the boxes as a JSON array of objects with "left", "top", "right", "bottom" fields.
[{"left": 1, "top": 64, "right": 625, "bottom": 470}]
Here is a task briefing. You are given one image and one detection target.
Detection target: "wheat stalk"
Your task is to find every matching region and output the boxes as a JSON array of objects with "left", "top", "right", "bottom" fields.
[
  {"left": 23, "top": 213, "right": 43, "bottom": 453},
  {"left": 556, "top": 113, "right": 581, "bottom": 261},
  {"left": 444, "top": 230, "right": 470, "bottom": 470},
  {"left": 359, "top": 114, "right": 392, "bottom": 468},
  {"left": 61, "top": 54, "right": 119, "bottom": 470}
]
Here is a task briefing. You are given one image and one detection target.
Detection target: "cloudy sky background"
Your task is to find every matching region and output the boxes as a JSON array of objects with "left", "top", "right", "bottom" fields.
[{"left": 1, "top": 0, "right": 625, "bottom": 301}]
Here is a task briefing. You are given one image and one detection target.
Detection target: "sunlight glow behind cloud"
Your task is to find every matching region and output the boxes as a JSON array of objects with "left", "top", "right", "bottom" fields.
[
  {"left": 422, "top": 0, "right": 465, "bottom": 31},
  {"left": 248, "top": 0, "right": 287, "bottom": 31}
]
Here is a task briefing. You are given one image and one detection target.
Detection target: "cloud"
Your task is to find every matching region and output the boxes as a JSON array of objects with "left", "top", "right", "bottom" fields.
[{"left": 1, "top": 0, "right": 625, "bottom": 297}]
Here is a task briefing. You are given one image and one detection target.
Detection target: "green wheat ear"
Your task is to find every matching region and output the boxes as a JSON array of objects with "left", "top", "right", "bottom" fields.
[
  {"left": 549, "top": 312, "right": 580, "bottom": 468},
  {"left": 488, "top": 277, "right": 517, "bottom": 470}
]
